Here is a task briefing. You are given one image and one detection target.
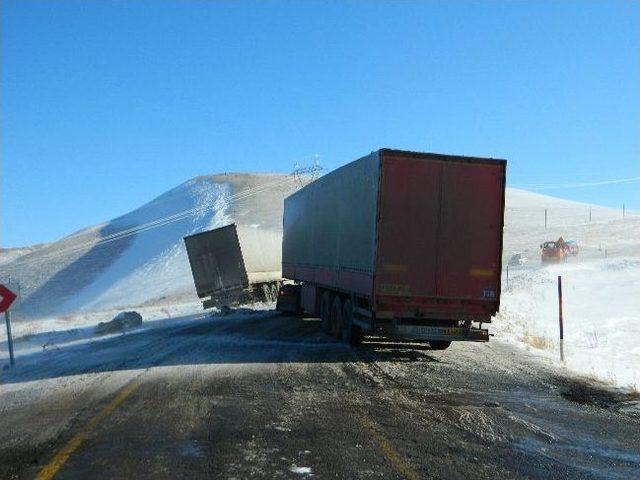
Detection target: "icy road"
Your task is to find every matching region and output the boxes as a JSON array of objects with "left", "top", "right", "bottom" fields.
[{"left": 0, "top": 311, "right": 638, "bottom": 480}]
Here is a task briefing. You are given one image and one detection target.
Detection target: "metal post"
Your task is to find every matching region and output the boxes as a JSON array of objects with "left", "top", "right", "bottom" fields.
[
  {"left": 589, "top": 206, "right": 592, "bottom": 223},
  {"left": 558, "top": 276, "right": 564, "bottom": 362},
  {"left": 623, "top": 204, "right": 625, "bottom": 219},
  {"left": 5, "top": 311, "right": 15, "bottom": 367},
  {"left": 506, "top": 265, "right": 509, "bottom": 289},
  {"left": 545, "top": 208, "right": 547, "bottom": 229}
]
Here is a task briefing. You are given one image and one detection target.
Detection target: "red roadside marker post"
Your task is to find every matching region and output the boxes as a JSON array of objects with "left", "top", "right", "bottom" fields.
[
  {"left": 558, "top": 276, "right": 564, "bottom": 362},
  {"left": 0, "top": 284, "right": 18, "bottom": 367}
]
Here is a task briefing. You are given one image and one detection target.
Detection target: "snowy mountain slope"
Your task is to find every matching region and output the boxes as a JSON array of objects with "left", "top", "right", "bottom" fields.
[
  {"left": 0, "top": 173, "right": 303, "bottom": 318},
  {"left": 59, "top": 178, "right": 233, "bottom": 313},
  {"left": 0, "top": 246, "right": 43, "bottom": 267}
]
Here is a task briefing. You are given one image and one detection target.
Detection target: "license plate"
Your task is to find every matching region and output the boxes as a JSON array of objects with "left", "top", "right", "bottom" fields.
[
  {"left": 393, "top": 325, "right": 488, "bottom": 342},
  {"left": 442, "top": 327, "right": 464, "bottom": 336},
  {"left": 401, "top": 326, "right": 464, "bottom": 336}
]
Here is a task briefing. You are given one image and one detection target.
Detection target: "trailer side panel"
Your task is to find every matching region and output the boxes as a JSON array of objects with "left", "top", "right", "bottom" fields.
[{"left": 282, "top": 152, "right": 380, "bottom": 297}]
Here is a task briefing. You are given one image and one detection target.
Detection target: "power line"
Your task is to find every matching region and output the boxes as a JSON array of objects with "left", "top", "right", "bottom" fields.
[
  {"left": 512, "top": 176, "right": 640, "bottom": 190},
  {"left": 25, "top": 175, "right": 299, "bottom": 263},
  {"left": 12, "top": 171, "right": 318, "bottom": 267}
]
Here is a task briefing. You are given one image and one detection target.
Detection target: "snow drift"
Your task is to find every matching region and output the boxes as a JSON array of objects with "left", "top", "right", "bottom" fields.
[
  {"left": 496, "top": 189, "right": 640, "bottom": 390},
  {"left": 493, "top": 257, "right": 640, "bottom": 390}
]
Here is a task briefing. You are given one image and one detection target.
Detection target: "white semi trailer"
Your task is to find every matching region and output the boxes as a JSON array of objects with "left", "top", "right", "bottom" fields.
[{"left": 184, "top": 223, "right": 283, "bottom": 308}]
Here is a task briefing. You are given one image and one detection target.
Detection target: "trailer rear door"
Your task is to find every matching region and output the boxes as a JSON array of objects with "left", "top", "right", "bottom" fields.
[
  {"left": 184, "top": 224, "right": 249, "bottom": 298},
  {"left": 375, "top": 152, "right": 505, "bottom": 304},
  {"left": 436, "top": 161, "right": 504, "bottom": 301},
  {"left": 375, "top": 153, "right": 442, "bottom": 297}
]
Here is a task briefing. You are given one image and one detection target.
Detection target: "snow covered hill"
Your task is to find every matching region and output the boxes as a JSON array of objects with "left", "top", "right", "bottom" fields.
[
  {"left": 503, "top": 188, "right": 638, "bottom": 261},
  {"left": 0, "top": 173, "right": 303, "bottom": 318}
]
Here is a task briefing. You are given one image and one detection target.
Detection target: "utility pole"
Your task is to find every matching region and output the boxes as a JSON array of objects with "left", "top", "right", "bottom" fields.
[{"left": 5, "top": 311, "right": 15, "bottom": 367}]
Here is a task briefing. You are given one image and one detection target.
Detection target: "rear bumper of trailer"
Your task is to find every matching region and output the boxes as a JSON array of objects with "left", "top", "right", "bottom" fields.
[{"left": 377, "top": 324, "right": 489, "bottom": 342}]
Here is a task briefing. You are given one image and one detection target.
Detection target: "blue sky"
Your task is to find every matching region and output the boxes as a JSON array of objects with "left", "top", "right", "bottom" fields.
[{"left": 2, "top": 0, "right": 638, "bottom": 247}]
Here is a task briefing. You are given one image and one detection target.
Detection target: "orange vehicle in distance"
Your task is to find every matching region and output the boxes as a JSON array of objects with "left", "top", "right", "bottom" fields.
[{"left": 540, "top": 237, "right": 569, "bottom": 263}]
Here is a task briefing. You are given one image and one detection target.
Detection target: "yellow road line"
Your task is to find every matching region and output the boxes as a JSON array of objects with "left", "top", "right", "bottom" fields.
[
  {"left": 36, "top": 379, "right": 141, "bottom": 480},
  {"left": 356, "top": 413, "right": 421, "bottom": 480}
]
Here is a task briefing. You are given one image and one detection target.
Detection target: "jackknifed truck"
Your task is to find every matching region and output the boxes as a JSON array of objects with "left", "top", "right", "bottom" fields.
[
  {"left": 185, "top": 224, "right": 282, "bottom": 308},
  {"left": 277, "top": 149, "right": 506, "bottom": 348}
]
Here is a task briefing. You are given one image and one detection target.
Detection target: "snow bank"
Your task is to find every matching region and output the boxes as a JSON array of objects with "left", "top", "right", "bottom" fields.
[{"left": 493, "top": 257, "right": 640, "bottom": 390}]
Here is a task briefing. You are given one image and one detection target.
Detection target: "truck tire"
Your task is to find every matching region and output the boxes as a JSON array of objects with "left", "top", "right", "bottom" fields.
[
  {"left": 331, "top": 296, "right": 343, "bottom": 339},
  {"left": 429, "top": 341, "right": 451, "bottom": 350},
  {"left": 270, "top": 283, "right": 279, "bottom": 301},
  {"left": 320, "top": 291, "right": 332, "bottom": 335},
  {"left": 262, "top": 284, "right": 273, "bottom": 302},
  {"left": 341, "top": 299, "right": 354, "bottom": 344},
  {"left": 351, "top": 327, "right": 364, "bottom": 345}
]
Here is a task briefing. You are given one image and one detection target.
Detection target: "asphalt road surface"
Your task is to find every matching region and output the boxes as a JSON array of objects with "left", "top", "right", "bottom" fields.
[{"left": 1, "top": 310, "right": 638, "bottom": 480}]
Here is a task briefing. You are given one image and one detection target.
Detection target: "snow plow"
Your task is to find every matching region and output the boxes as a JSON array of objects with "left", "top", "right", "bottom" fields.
[{"left": 540, "top": 237, "right": 577, "bottom": 263}]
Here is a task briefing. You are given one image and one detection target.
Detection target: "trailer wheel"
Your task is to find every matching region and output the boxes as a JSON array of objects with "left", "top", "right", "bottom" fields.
[
  {"left": 261, "top": 284, "right": 273, "bottom": 302},
  {"left": 270, "top": 283, "right": 278, "bottom": 301},
  {"left": 320, "top": 291, "right": 332, "bottom": 334},
  {"left": 330, "top": 296, "right": 342, "bottom": 339},
  {"left": 341, "top": 299, "right": 354, "bottom": 344},
  {"left": 351, "top": 327, "right": 364, "bottom": 345},
  {"left": 429, "top": 341, "right": 451, "bottom": 350}
]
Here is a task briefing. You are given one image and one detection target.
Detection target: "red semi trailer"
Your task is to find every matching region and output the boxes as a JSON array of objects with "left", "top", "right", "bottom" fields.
[{"left": 277, "top": 149, "right": 506, "bottom": 348}]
